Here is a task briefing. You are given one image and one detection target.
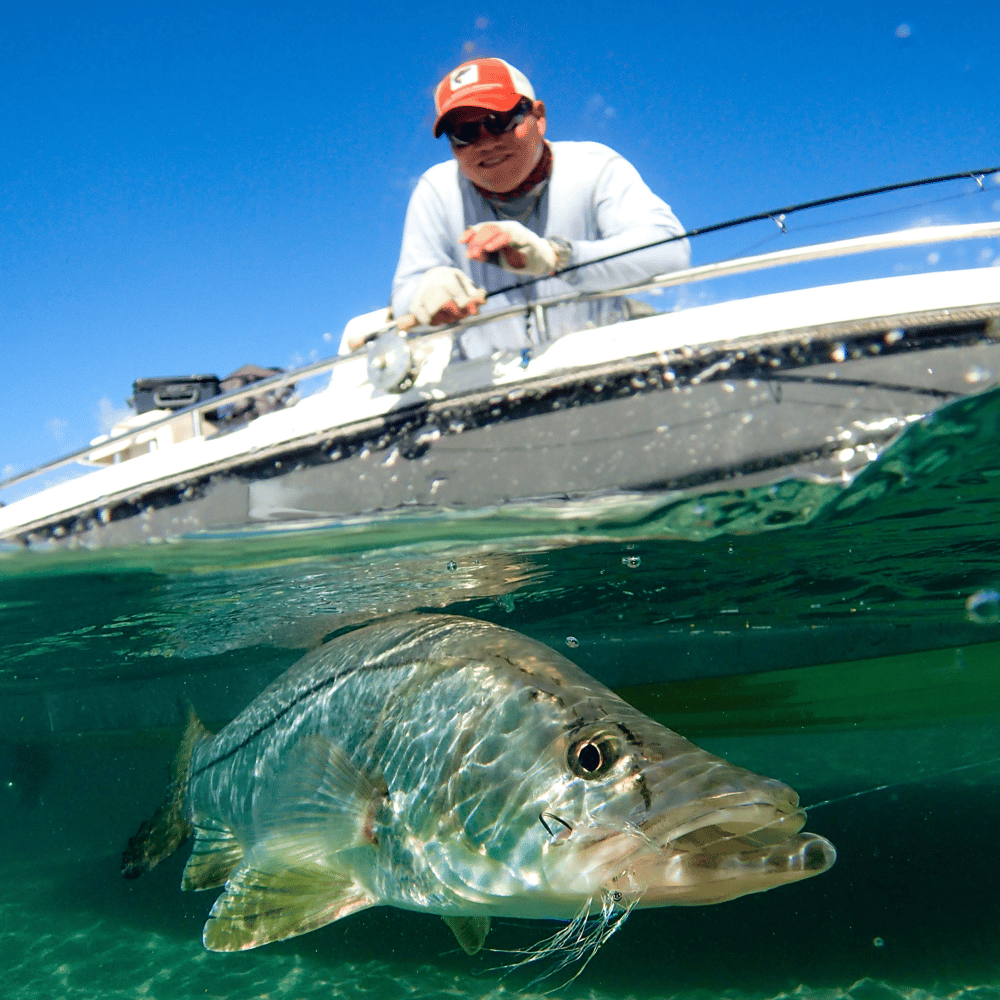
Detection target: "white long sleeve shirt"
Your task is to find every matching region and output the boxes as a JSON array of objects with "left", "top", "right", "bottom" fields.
[{"left": 391, "top": 141, "right": 690, "bottom": 359}]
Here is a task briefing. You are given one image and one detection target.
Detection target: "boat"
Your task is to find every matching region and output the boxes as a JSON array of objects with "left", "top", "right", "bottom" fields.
[{"left": 2, "top": 209, "right": 998, "bottom": 551}]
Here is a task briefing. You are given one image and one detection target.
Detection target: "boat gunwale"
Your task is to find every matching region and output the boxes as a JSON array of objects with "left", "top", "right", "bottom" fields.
[{"left": 5, "top": 301, "right": 999, "bottom": 545}]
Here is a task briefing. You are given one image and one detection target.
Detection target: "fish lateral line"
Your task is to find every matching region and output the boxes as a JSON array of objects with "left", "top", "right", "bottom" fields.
[
  {"left": 191, "top": 664, "right": 366, "bottom": 777},
  {"left": 194, "top": 639, "right": 482, "bottom": 776}
]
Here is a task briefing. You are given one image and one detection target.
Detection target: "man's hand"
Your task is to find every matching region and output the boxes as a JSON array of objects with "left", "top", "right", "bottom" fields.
[
  {"left": 409, "top": 266, "right": 487, "bottom": 326},
  {"left": 461, "top": 221, "right": 558, "bottom": 276}
]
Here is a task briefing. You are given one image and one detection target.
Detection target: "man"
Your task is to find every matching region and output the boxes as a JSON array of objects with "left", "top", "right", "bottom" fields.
[{"left": 391, "top": 57, "right": 691, "bottom": 360}]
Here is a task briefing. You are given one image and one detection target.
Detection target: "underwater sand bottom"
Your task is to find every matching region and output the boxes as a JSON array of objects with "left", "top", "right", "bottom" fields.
[{"left": 2, "top": 867, "right": 999, "bottom": 1000}]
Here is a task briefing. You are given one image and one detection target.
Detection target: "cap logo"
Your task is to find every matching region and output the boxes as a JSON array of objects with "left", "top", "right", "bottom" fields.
[{"left": 450, "top": 65, "right": 479, "bottom": 90}]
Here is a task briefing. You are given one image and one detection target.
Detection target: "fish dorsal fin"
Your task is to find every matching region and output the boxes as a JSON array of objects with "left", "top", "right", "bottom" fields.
[
  {"left": 443, "top": 915, "right": 492, "bottom": 955},
  {"left": 203, "top": 861, "right": 376, "bottom": 952},
  {"left": 252, "top": 734, "right": 387, "bottom": 857},
  {"left": 181, "top": 816, "right": 244, "bottom": 891}
]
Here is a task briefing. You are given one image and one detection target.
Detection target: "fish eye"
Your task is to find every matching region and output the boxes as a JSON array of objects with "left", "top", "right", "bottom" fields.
[{"left": 567, "top": 734, "right": 620, "bottom": 779}]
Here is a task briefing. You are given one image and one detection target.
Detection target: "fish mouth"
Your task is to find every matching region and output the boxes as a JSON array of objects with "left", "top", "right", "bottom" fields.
[
  {"left": 650, "top": 798, "right": 808, "bottom": 853},
  {"left": 621, "top": 830, "right": 837, "bottom": 906},
  {"left": 589, "top": 781, "right": 835, "bottom": 905},
  {"left": 610, "top": 795, "right": 834, "bottom": 905}
]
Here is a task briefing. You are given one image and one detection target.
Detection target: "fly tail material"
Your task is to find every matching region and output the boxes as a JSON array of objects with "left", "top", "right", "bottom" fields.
[{"left": 490, "top": 888, "right": 638, "bottom": 992}]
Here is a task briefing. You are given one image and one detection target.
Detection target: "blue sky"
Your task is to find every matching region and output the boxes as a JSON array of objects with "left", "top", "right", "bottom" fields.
[{"left": 2, "top": 0, "right": 998, "bottom": 484}]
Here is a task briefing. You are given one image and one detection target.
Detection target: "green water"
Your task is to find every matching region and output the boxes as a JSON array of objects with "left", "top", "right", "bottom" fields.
[{"left": 3, "top": 387, "right": 1000, "bottom": 999}]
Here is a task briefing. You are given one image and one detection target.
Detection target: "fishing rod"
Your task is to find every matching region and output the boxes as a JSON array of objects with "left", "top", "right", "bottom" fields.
[
  {"left": 364, "top": 165, "right": 1000, "bottom": 343},
  {"left": 485, "top": 165, "right": 1000, "bottom": 301}
]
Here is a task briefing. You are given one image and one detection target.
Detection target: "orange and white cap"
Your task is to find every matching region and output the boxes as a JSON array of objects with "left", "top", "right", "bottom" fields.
[{"left": 433, "top": 58, "right": 536, "bottom": 137}]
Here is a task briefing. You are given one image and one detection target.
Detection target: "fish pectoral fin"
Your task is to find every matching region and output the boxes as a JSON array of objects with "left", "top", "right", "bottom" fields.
[
  {"left": 253, "top": 734, "right": 387, "bottom": 851},
  {"left": 181, "top": 816, "right": 244, "bottom": 891},
  {"left": 443, "top": 915, "right": 491, "bottom": 955},
  {"left": 202, "top": 861, "right": 376, "bottom": 952}
]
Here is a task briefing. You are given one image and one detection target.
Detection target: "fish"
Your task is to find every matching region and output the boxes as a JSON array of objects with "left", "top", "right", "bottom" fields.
[{"left": 121, "top": 613, "right": 834, "bottom": 962}]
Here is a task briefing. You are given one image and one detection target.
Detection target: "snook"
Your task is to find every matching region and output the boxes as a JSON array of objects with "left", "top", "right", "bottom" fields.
[{"left": 122, "top": 614, "right": 834, "bottom": 956}]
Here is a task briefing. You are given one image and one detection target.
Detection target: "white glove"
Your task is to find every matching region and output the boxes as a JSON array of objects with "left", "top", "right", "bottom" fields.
[
  {"left": 462, "top": 221, "right": 559, "bottom": 276},
  {"left": 408, "top": 266, "right": 486, "bottom": 326}
]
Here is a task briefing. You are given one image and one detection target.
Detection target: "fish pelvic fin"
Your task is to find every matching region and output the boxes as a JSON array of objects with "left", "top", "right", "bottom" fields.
[
  {"left": 443, "top": 915, "right": 492, "bottom": 955},
  {"left": 181, "top": 816, "right": 244, "bottom": 891},
  {"left": 121, "top": 704, "right": 209, "bottom": 879},
  {"left": 202, "top": 861, "right": 376, "bottom": 951}
]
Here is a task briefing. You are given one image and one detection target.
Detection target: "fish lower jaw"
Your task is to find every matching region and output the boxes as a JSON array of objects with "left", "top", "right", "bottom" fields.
[
  {"left": 626, "top": 832, "right": 837, "bottom": 906},
  {"left": 541, "top": 829, "right": 835, "bottom": 910}
]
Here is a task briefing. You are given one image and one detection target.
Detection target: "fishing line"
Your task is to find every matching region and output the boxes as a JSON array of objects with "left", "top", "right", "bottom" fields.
[
  {"left": 483, "top": 165, "right": 1000, "bottom": 303},
  {"left": 733, "top": 186, "right": 994, "bottom": 259},
  {"left": 729, "top": 188, "right": 989, "bottom": 259},
  {"left": 805, "top": 755, "right": 1000, "bottom": 812}
]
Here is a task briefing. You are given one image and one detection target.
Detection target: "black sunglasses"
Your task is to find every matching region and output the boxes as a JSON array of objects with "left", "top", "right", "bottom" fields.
[{"left": 444, "top": 100, "right": 534, "bottom": 147}]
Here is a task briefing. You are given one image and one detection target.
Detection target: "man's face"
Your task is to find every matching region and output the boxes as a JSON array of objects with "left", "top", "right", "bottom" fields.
[{"left": 445, "top": 101, "right": 547, "bottom": 193}]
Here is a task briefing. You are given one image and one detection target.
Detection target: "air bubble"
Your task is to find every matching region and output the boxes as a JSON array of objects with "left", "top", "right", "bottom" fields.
[
  {"left": 622, "top": 555, "right": 641, "bottom": 568},
  {"left": 565, "top": 636, "right": 580, "bottom": 648},
  {"left": 966, "top": 589, "right": 1000, "bottom": 624},
  {"left": 495, "top": 594, "right": 515, "bottom": 613}
]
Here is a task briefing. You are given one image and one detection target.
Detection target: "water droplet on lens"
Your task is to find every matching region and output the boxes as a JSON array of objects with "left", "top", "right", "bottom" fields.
[
  {"left": 966, "top": 588, "right": 1000, "bottom": 624},
  {"left": 446, "top": 561, "right": 457, "bottom": 571},
  {"left": 622, "top": 555, "right": 641, "bottom": 568},
  {"left": 873, "top": 937, "right": 885, "bottom": 948},
  {"left": 565, "top": 636, "right": 579, "bottom": 648}
]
